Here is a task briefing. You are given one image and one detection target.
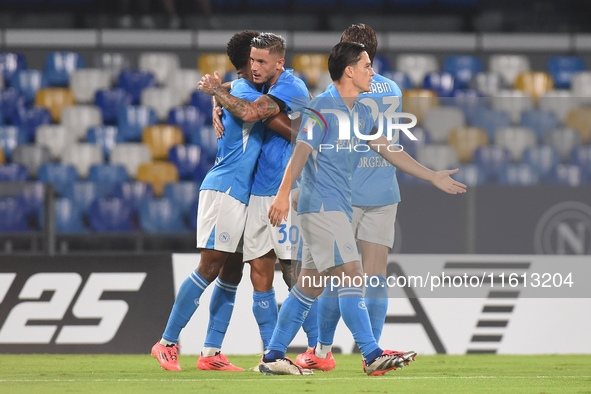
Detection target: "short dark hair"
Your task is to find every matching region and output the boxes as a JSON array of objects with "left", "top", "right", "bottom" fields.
[
  {"left": 251, "top": 32, "right": 287, "bottom": 58},
  {"left": 340, "top": 23, "right": 377, "bottom": 62},
  {"left": 328, "top": 42, "right": 366, "bottom": 82},
  {"left": 227, "top": 30, "right": 259, "bottom": 70}
]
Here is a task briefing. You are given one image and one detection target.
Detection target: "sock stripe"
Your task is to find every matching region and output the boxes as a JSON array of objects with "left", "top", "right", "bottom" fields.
[
  {"left": 338, "top": 286, "right": 364, "bottom": 298},
  {"left": 291, "top": 285, "right": 315, "bottom": 306},
  {"left": 190, "top": 270, "right": 209, "bottom": 290},
  {"left": 215, "top": 278, "right": 238, "bottom": 292}
]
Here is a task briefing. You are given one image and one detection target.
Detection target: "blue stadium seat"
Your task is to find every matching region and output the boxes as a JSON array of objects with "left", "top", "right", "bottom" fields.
[
  {"left": 88, "top": 164, "right": 129, "bottom": 196},
  {"left": 443, "top": 55, "right": 484, "bottom": 89},
  {"left": 117, "top": 69, "right": 157, "bottom": 105},
  {"left": 398, "top": 126, "right": 430, "bottom": 158},
  {"left": 0, "top": 88, "right": 27, "bottom": 124},
  {"left": 570, "top": 145, "right": 591, "bottom": 182},
  {"left": 89, "top": 196, "right": 135, "bottom": 232},
  {"left": 43, "top": 51, "right": 85, "bottom": 87},
  {"left": 520, "top": 109, "right": 559, "bottom": 142},
  {"left": 10, "top": 70, "right": 48, "bottom": 104},
  {"left": 450, "top": 89, "right": 484, "bottom": 121},
  {"left": 498, "top": 163, "right": 540, "bottom": 185},
  {"left": 0, "top": 196, "right": 29, "bottom": 232},
  {"left": 168, "top": 144, "right": 203, "bottom": 180},
  {"left": 0, "top": 53, "right": 27, "bottom": 87},
  {"left": 371, "top": 55, "right": 392, "bottom": 74},
  {"left": 381, "top": 71, "right": 413, "bottom": 91},
  {"left": 188, "top": 199, "right": 198, "bottom": 231},
  {"left": 423, "top": 71, "right": 456, "bottom": 97},
  {"left": 473, "top": 145, "right": 511, "bottom": 182},
  {"left": 468, "top": 107, "right": 511, "bottom": 141},
  {"left": 0, "top": 163, "right": 28, "bottom": 181},
  {"left": 117, "top": 105, "right": 158, "bottom": 142},
  {"left": 521, "top": 145, "right": 560, "bottom": 181},
  {"left": 191, "top": 125, "right": 218, "bottom": 160},
  {"left": 139, "top": 197, "right": 188, "bottom": 233},
  {"left": 112, "top": 181, "right": 155, "bottom": 213},
  {"left": 64, "top": 181, "right": 101, "bottom": 215},
  {"left": 12, "top": 106, "right": 52, "bottom": 142},
  {"left": 167, "top": 105, "right": 207, "bottom": 141},
  {"left": 38, "top": 163, "right": 79, "bottom": 196},
  {"left": 0, "top": 125, "right": 27, "bottom": 159},
  {"left": 54, "top": 197, "right": 88, "bottom": 233},
  {"left": 547, "top": 164, "right": 583, "bottom": 186},
  {"left": 94, "top": 88, "right": 133, "bottom": 124},
  {"left": 86, "top": 125, "right": 121, "bottom": 160},
  {"left": 547, "top": 56, "right": 586, "bottom": 89},
  {"left": 163, "top": 181, "right": 199, "bottom": 216},
  {"left": 451, "top": 163, "right": 487, "bottom": 185},
  {"left": 190, "top": 91, "right": 214, "bottom": 124},
  {"left": 21, "top": 182, "right": 44, "bottom": 229}
]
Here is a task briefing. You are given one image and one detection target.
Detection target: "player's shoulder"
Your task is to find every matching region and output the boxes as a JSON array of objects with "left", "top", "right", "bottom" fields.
[
  {"left": 231, "top": 78, "right": 255, "bottom": 92},
  {"left": 275, "top": 69, "right": 309, "bottom": 94},
  {"left": 369, "top": 73, "right": 402, "bottom": 97}
]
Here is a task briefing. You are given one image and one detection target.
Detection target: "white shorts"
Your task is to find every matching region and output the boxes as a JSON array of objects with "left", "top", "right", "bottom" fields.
[
  {"left": 300, "top": 210, "right": 360, "bottom": 273},
  {"left": 196, "top": 190, "right": 248, "bottom": 253},
  {"left": 243, "top": 194, "right": 301, "bottom": 261},
  {"left": 352, "top": 203, "right": 398, "bottom": 248}
]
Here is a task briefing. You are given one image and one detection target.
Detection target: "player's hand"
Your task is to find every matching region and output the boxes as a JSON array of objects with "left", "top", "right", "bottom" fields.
[
  {"left": 291, "top": 188, "right": 299, "bottom": 211},
  {"left": 269, "top": 194, "right": 290, "bottom": 227},
  {"left": 198, "top": 72, "right": 222, "bottom": 96},
  {"left": 431, "top": 168, "right": 467, "bottom": 194},
  {"left": 213, "top": 106, "right": 224, "bottom": 138}
]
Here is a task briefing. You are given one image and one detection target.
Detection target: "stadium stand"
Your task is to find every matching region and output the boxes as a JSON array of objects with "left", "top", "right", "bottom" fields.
[
  {"left": 94, "top": 88, "right": 133, "bottom": 124},
  {"left": 110, "top": 143, "right": 153, "bottom": 178},
  {"left": 136, "top": 161, "right": 179, "bottom": 196},
  {"left": 61, "top": 143, "right": 104, "bottom": 178},
  {"left": 11, "top": 70, "right": 47, "bottom": 104},
  {"left": 139, "top": 197, "right": 188, "bottom": 233},
  {"left": 12, "top": 144, "right": 50, "bottom": 178},
  {"left": 89, "top": 196, "right": 135, "bottom": 232},
  {"left": 43, "top": 51, "right": 85, "bottom": 87},
  {"left": 61, "top": 105, "right": 103, "bottom": 141},
  {"left": 396, "top": 54, "right": 439, "bottom": 87},
  {"left": 117, "top": 105, "right": 158, "bottom": 142},
  {"left": 35, "top": 87, "right": 75, "bottom": 122},
  {"left": 142, "top": 124, "right": 184, "bottom": 160},
  {"left": 69, "top": 69, "right": 111, "bottom": 104},
  {"left": 38, "top": 163, "right": 79, "bottom": 196}
]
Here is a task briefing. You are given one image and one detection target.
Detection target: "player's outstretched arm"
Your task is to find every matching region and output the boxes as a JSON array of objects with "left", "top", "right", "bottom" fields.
[
  {"left": 199, "top": 72, "right": 280, "bottom": 123},
  {"left": 268, "top": 142, "right": 312, "bottom": 226},
  {"left": 368, "top": 135, "right": 467, "bottom": 195}
]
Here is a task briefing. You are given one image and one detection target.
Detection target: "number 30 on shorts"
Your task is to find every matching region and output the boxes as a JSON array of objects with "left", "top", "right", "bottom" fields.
[{"left": 278, "top": 224, "right": 299, "bottom": 244}]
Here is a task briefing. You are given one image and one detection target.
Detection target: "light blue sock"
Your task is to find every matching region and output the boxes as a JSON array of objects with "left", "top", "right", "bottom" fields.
[
  {"left": 302, "top": 299, "right": 318, "bottom": 348},
  {"left": 266, "top": 285, "right": 315, "bottom": 359},
  {"left": 162, "top": 270, "right": 209, "bottom": 343},
  {"left": 365, "top": 275, "right": 389, "bottom": 344},
  {"left": 252, "top": 288, "right": 278, "bottom": 350},
  {"left": 338, "top": 286, "right": 381, "bottom": 359},
  {"left": 317, "top": 282, "right": 340, "bottom": 346},
  {"left": 203, "top": 278, "right": 238, "bottom": 349}
]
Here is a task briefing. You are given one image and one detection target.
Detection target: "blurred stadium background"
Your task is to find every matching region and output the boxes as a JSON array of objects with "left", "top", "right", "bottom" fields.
[{"left": 0, "top": 0, "right": 590, "bottom": 358}]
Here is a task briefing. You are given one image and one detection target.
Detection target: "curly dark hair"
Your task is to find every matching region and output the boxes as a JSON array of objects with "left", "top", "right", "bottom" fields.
[
  {"left": 227, "top": 30, "right": 259, "bottom": 70},
  {"left": 340, "top": 23, "right": 377, "bottom": 62}
]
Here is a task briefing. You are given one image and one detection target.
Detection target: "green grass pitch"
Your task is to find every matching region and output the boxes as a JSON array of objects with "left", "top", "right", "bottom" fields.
[{"left": 1, "top": 354, "right": 590, "bottom": 393}]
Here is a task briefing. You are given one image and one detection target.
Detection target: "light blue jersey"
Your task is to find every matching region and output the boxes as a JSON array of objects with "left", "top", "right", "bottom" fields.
[
  {"left": 352, "top": 73, "right": 402, "bottom": 206},
  {"left": 199, "top": 79, "right": 265, "bottom": 205},
  {"left": 250, "top": 69, "right": 310, "bottom": 196},
  {"left": 297, "top": 84, "right": 376, "bottom": 221}
]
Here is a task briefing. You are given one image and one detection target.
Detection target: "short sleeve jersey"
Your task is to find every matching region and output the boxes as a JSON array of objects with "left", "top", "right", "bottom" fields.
[
  {"left": 351, "top": 73, "right": 402, "bottom": 206},
  {"left": 250, "top": 69, "right": 310, "bottom": 196},
  {"left": 199, "top": 78, "right": 265, "bottom": 204},
  {"left": 296, "top": 84, "right": 376, "bottom": 221}
]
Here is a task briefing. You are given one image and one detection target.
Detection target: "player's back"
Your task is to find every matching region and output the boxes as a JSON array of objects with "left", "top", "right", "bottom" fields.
[
  {"left": 352, "top": 73, "right": 402, "bottom": 207},
  {"left": 250, "top": 69, "right": 310, "bottom": 197},
  {"left": 200, "top": 79, "right": 265, "bottom": 205}
]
